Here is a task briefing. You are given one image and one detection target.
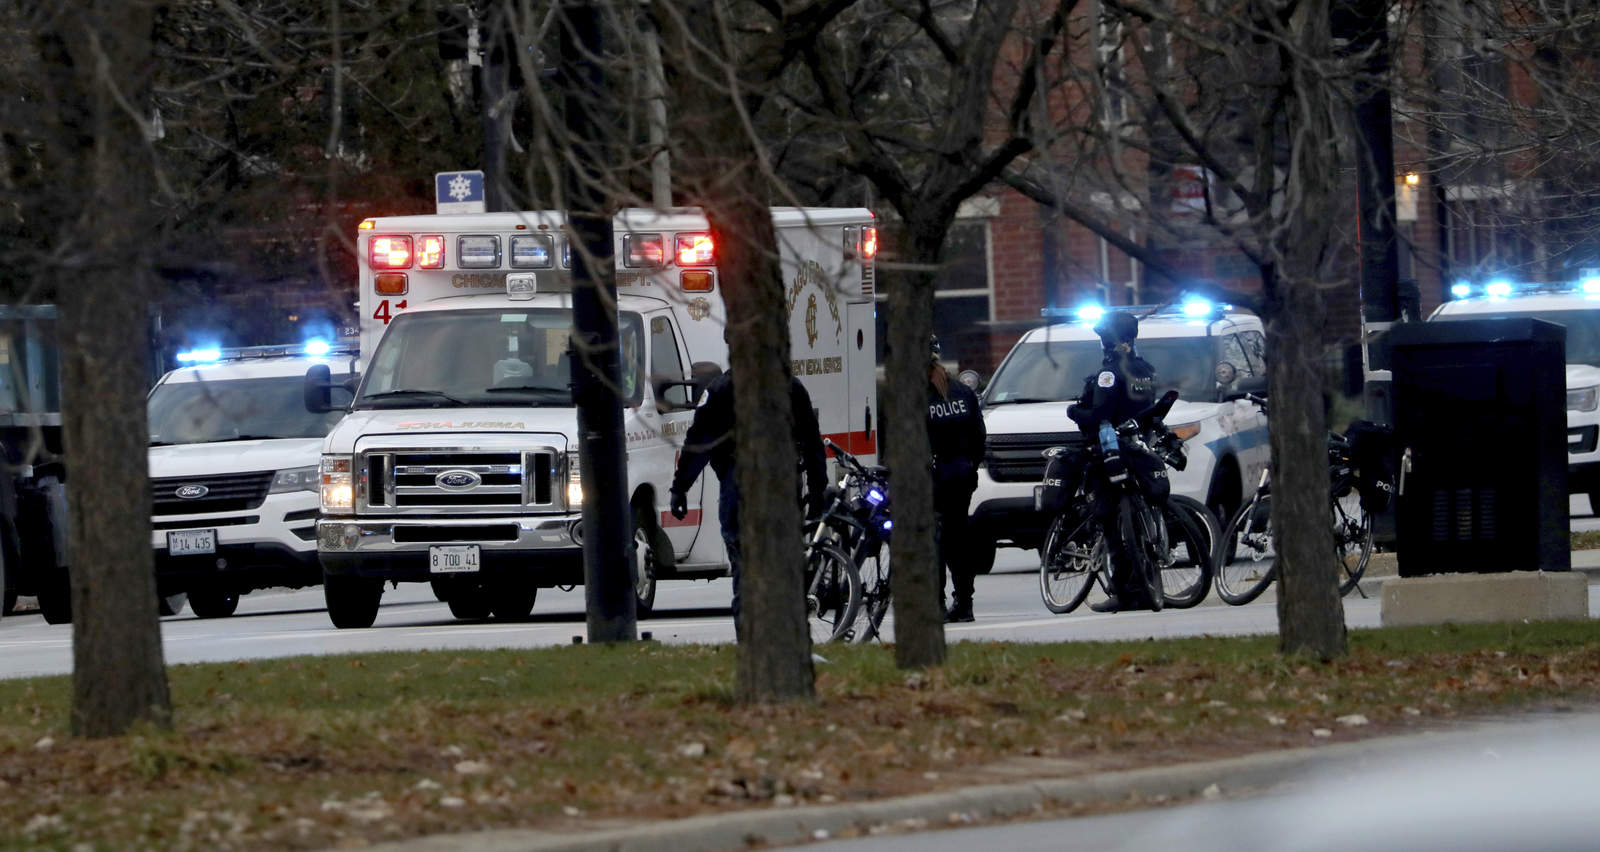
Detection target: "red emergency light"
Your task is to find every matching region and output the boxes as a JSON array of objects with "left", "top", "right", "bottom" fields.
[
  {"left": 370, "top": 236, "right": 413, "bottom": 269},
  {"left": 676, "top": 234, "right": 714, "bottom": 266},
  {"left": 860, "top": 227, "right": 878, "bottom": 260},
  {"left": 417, "top": 235, "right": 445, "bottom": 269}
]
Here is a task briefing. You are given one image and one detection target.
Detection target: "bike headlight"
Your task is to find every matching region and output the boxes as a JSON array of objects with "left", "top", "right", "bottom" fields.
[
  {"left": 866, "top": 487, "right": 886, "bottom": 506},
  {"left": 269, "top": 465, "right": 320, "bottom": 494},
  {"left": 320, "top": 455, "right": 354, "bottom": 513},
  {"left": 1568, "top": 386, "right": 1598, "bottom": 412},
  {"left": 566, "top": 450, "right": 583, "bottom": 508},
  {"left": 1169, "top": 422, "right": 1202, "bottom": 441}
]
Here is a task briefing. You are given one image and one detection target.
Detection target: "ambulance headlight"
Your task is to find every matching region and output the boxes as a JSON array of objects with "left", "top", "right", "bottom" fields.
[
  {"left": 566, "top": 450, "right": 583, "bottom": 508},
  {"left": 270, "top": 465, "right": 321, "bottom": 494},
  {"left": 320, "top": 455, "right": 354, "bottom": 513}
]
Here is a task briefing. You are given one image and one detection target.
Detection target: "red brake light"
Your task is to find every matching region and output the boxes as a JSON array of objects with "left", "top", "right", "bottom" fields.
[
  {"left": 860, "top": 227, "right": 878, "bottom": 260},
  {"left": 370, "top": 236, "right": 413, "bottom": 269},
  {"left": 676, "top": 234, "right": 714, "bottom": 266},
  {"left": 417, "top": 235, "right": 445, "bottom": 269}
]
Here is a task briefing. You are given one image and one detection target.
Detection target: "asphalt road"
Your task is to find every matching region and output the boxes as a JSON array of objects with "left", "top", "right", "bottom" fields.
[{"left": 3, "top": 543, "right": 1599, "bottom": 681}]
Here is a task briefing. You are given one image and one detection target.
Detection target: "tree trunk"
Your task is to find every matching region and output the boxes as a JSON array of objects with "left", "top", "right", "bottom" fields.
[
  {"left": 885, "top": 224, "right": 946, "bottom": 669},
  {"left": 712, "top": 202, "right": 816, "bottom": 703},
  {"left": 42, "top": 1, "right": 173, "bottom": 736},
  {"left": 1268, "top": 0, "right": 1347, "bottom": 661}
]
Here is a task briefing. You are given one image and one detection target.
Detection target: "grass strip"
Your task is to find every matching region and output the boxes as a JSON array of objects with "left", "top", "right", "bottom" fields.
[{"left": 3, "top": 621, "right": 1600, "bottom": 850}]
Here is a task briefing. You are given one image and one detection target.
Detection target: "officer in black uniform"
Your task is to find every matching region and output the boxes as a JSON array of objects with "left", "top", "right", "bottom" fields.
[
  {"left": 927, "top": 336, "right": 987, "bottom": 623},
  {"left": 668, "top": 362, "right": 828, "bottom": 639},
  {"left": 1067, "top": 310, "right": 1162, "bottom": 612}
]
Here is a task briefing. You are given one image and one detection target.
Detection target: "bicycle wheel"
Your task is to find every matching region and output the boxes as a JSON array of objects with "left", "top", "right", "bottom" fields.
[
  {"left": 804, "top": 543, "right": 862, "bottom": 644},
  {"left": 1216, "top": 492, "right": 1277, "bottom": 606},
  {"left": 1331, "top": 483, "right": 1373, "bottom": 597},
  {"left": 851, "top": 542, "right": 891, "bottom": 643},
  {"left": 1160, "top": 495, "right": 1218, "bottom": 609},
  {"left": 1119, "top": 494, "right": 1164, "bottom": 613},
  {"left": 1039, "top": 511, "right": 1099, "bottom": 614}
]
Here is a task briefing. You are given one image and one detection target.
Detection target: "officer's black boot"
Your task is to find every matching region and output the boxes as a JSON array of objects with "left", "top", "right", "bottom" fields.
[
  {"left": 944, "top": 598, "right": 974, "bottom": 623},
  {"left": 1089, "top": 594, "right": 1121, "bottom": 613}
]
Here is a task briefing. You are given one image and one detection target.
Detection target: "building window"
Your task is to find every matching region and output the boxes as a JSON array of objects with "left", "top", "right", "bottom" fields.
[{"left": 875, "top": 218, "right": 994, "bottom": 371}]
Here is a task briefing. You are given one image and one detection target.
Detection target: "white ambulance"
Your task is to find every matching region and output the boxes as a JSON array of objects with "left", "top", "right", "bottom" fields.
[{"left": 312, "top": 208, "right": 879, "bottom": 628}]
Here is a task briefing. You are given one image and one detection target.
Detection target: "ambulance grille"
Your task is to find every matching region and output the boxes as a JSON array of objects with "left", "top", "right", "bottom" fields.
[{"left": 360, "top": 449, "right": 559, "bottom": 512}]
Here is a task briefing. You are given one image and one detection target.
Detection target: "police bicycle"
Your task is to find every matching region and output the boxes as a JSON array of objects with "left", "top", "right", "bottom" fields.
[
  {"left": 1214, "top": 394, "right": 1395, "bottom": 605},
  {"left": 800, "top": 439, "right": 893, "bottom": 642},
  {"left": 1038, "top": 392, "right": 1220, "bottom": 613}
]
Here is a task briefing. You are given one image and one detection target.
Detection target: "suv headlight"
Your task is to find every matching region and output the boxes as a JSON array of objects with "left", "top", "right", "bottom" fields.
[
  {"left": 269, "top": 465, "right": 320, "bottom": 494},
  {"left": 320, "top": 455, "right": 354, "bottom": 513},
  {"left": 566, "top": 450, "right": 583, "bottom": 508},
  {"left": 1568, "top": 386, "right": 1598, "bottom": 412}
]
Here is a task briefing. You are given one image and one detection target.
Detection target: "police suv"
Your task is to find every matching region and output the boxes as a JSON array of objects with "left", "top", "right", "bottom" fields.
[
  {"left": 1429, "top": 279, "right": 1600, "bottom": 510},
  {"left": 969, "top": 301, "right": 1270, "bottom": 570},
  {"left": 147, "top": 342, "right": 356, "bottom": 617}
]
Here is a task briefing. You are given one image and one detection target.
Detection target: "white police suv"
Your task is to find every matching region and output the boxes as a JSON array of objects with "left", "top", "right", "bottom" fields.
[
  {"left": 1429, "top": 279, "right": 1600, "bottom": 510},
  {"left": 968, "top": 301, "right": 1270, "bottom": 570},
  {"left": 147, "top": 342, "right": 356, "bottom": 617}
]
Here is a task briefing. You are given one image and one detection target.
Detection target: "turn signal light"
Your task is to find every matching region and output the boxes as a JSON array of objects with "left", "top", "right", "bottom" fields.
[
  {"left": 680, "top": 271, "right": 713, "bottom": 292},
  {"left": 374, "top": 273, "right": 408, "bottom": 295}
]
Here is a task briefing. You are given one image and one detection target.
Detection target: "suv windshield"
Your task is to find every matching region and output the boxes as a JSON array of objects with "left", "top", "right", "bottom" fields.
[
  {"left": 1434, "top": 308, "right": 1600, "bottom": 366},
  {"left": 149, "top": 375, "right": 347, "bottom": 445},
  {"left": 984, "top": 337, "right": 1220, "bottom": 405},
  {"left": 355, "top": 308, "right": 645, "bottom": 409}
]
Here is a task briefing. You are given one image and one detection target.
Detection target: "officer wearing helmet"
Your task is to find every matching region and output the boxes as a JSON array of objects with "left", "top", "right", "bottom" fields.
[
  {"left": 926, "top": 335, "right": 986, "bottom": 623},
  {"left": 1067, "top": 310, "right": 1163, "bottom": 612}
]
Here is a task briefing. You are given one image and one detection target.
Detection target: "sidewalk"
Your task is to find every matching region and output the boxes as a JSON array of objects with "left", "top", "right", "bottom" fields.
[{"left": 357, "top": 710, "right": 1600, "bottom": 852}]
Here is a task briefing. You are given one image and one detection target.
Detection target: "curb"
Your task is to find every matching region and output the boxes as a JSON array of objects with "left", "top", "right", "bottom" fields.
[
  {"left": 1357, "top": 562, "right": 1600, "bottom": 598},
  {"left": 355, "top": 717, "right": 1568, "bottom": 852}
]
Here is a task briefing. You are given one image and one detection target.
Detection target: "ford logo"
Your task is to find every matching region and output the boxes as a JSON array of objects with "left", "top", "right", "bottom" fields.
[
  {"left": 175, "top": 484, "right": 209, "bottom": 499},
  {"left": 436, "top": 469, "right": 482, "bottom": 490}
]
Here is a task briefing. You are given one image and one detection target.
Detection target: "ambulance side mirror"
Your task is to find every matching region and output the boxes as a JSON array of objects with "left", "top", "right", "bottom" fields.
[
  {"left": 654, "top": 361, "right": 721, "bottom": 411},
  {"left": 304, "top": 364, "right": 353, "bottom": 413}
]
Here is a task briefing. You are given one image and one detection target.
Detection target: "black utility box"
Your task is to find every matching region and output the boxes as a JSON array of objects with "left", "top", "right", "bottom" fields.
[{"left": 1389, "top": 318, "right": 1569, "bottom": 576}]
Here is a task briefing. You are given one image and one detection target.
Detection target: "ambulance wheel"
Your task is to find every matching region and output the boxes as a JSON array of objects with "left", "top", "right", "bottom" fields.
[
  {"left": 325, "top": 573, "right": 382, "bottom": 629},
  {"left": 38, "top": 573, "right": 71, "bottom": 625},
  {"left": 446, "top": 582, "right": 492, "bottom": 620},
  {"left": 489, "top": 579, "right": 537, "bottom": 621}
]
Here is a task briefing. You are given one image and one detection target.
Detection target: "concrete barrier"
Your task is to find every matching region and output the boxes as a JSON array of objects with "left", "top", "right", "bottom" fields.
[{"left": 1380, "top": 571, "right": 1589, "bottom": 627}]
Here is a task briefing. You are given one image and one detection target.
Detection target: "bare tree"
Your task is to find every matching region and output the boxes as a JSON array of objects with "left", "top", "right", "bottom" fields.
[{"left": 27, "top": 0, "right": 173, "bottom": 735}]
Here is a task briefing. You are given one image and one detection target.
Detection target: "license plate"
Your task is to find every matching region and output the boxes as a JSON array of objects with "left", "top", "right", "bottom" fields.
[
  {"left": 429, "top": 545, "right": 481, "bottom": 573},
  {"left": 167, "top": 529, "right": 217, "bottom": 556}
]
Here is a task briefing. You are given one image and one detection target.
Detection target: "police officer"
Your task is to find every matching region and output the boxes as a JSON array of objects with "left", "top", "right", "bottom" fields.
[
  {"left": 1067, "top": 310, "right": 1161, "bottom": 612},
  {"left": 668, "top": 362, "right": 828, "bottom": 640},
  {"left": 927, "top": 336, "right": 986, "bottom": 623}
]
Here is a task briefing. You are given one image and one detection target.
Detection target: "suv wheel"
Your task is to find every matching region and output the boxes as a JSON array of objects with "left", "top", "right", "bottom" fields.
[{"left": 189, "top": 588, "right": 240, "bottom": 619}]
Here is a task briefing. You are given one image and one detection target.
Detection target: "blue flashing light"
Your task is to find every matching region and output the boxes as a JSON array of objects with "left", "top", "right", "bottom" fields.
[
  {"left": 881, "top": 519, "right": 893, "bottom": 531},
  {"left": 1181, "top": 298, "right": 1213, "bottom": 317},
  {"left": 1581, "top": 278, "right": 1600, "bottom": 295},
  {"left": 1485, "top": 280, "right": 1514, "bottom": 298},
  {"left": 176, "top": 348, "right": 221, "bottom": 364},
  {"left": 866, "top": 488, "right": 885, "bottom": 506},
  {"left": 1450, "top": 282, "right": 1472, "bottom": 298},
  {"left": 303, "top": 339, "right": 331, "bottom": 357},
  {"left": 1075, "top": 305, "right": 1105, "bottom": 323}
]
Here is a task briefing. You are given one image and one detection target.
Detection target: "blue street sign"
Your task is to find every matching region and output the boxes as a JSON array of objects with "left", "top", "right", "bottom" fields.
[{"left": 434, "top": 170, "right": 486, "bottom": 214}]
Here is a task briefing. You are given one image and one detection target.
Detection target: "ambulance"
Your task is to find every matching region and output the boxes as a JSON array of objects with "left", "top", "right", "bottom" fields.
[{"left": 311, "top": 208, "right": 879, "bottom": 628}]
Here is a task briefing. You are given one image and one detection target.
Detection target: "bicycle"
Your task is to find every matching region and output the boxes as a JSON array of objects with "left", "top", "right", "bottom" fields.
[
  {"left": 801, "top": 439, "right": 889, "bottom": 642},
  {"left": 1039, "top": 491, "right": 1218, "bottom": 613},
  {"left": 1213, "top": 395, "right": 1395, "bottom": 606},
  {"left": 1037, "top": 393, "right": 1220, "bottom": 614}
]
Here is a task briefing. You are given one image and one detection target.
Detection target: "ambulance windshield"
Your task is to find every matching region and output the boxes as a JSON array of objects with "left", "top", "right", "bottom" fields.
[{"left": 354, "top": 309, "right": 646, "bottom": 409}]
